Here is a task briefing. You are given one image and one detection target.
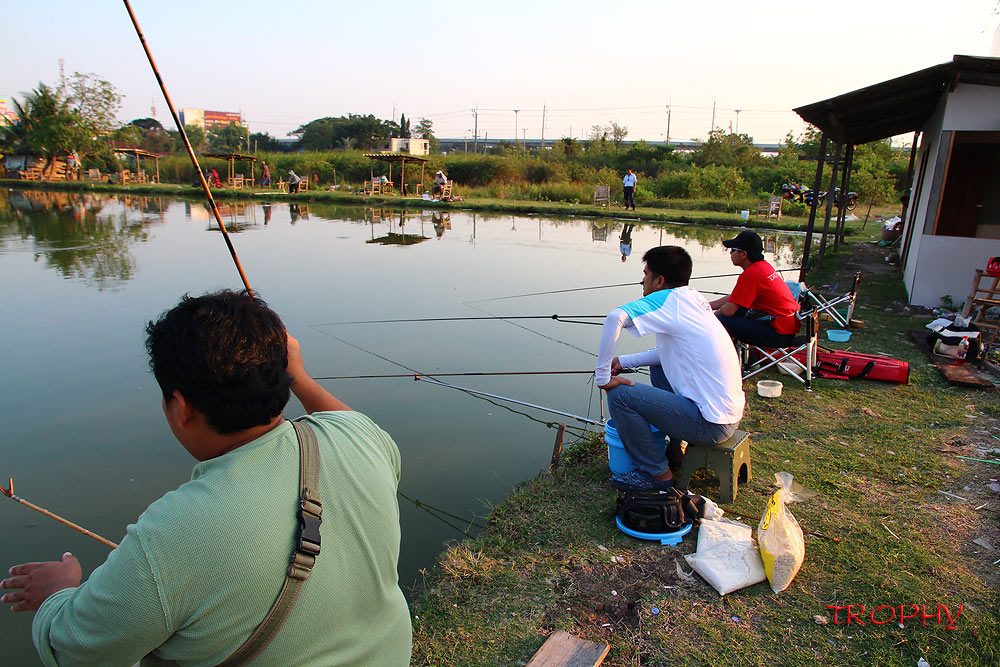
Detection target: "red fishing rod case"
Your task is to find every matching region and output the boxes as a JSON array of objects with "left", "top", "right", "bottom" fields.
[{"left": 787, "top": 347, "right": 909, "bottom": 383}]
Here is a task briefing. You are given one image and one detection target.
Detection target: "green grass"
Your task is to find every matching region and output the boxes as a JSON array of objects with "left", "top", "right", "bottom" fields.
[{"left": 408, "top": 248, "right": 1000, "bottom": 667}]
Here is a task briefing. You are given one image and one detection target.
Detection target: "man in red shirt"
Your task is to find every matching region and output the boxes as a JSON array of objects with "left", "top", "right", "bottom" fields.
[{"left": 710, "top": 231, "right": 800, "bottom": 347}]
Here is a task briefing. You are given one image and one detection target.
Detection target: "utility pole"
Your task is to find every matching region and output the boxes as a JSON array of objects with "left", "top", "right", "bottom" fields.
[
  {"left": 541, "top": 105, "right": 546, "bottom": 149},
  {"left": 665, "top": 101, "right": 671, "bottom": 145},
  {"left": 734, "top": 109, "right": 741, "bottom": 135},
  {"left": 472, "top": 106, "right": 479, "bottom": 154},
  {"left": 522, "top": 128, "right": 527, "bottom": 147},
  {"left": 513, "top": 109, "right": 519, "bottom": 149},
  {"left": 710, "top": 101, "right": 716, "bottom": 136}
]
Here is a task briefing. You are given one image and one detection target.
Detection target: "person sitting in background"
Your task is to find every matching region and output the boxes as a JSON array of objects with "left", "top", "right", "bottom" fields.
[
  {"left": 2, "top": 290, "right": 412, "bottom": 666},
  {"left": 288, "top": 170, "right": 301, "bottom": 193},
  {"left": 432, "top": 170, "right": 448, "bottom": 196},
  {"left": 710, "top": 230, "right": 800, "bottom": 348}
]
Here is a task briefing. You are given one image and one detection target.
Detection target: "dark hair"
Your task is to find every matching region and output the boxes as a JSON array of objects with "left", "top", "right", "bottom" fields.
[
  {"left": 145, "top": 290, "right": 292, "bottom": 434},
  {"left": 642, "top": 246, "right": 692, "bottom": 286}
]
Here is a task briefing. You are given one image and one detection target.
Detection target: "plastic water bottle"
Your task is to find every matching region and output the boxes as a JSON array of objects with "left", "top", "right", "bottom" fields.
[{"left": 956, "top": 336, "right": 969, "bottom": 365}]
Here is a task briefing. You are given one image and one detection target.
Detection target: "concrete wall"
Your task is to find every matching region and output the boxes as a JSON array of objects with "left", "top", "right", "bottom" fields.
[{"left": 902, "top": 83, "right": 1000, "bottom": 307}]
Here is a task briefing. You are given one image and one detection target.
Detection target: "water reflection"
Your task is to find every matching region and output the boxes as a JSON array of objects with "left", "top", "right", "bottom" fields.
[{"left": 1, "top": 190, "right": 154, "bottom": 290}]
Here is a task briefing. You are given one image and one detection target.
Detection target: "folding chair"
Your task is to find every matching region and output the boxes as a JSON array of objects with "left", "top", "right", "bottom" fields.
[
  {"left": 798, "top": 272, "right": 861, "bottom": 330},
  {"left": 740, "top": 310, "right": 819, "bottom": 390}
]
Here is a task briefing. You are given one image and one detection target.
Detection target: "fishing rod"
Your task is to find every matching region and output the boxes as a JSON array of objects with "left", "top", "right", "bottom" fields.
[
  {"left": 313, "top": 370, "right": 600, "bottom": 380},
  {"left": 123, "top": 0, "right": 253, "bottom": 296},
  {"left": 398, "top": 490, "right": 486, "bottom": 532},
  {"left": 310, "top": 326, "right": 605, "bottom": 427},
  {"left": 2, "top": 478, "right": 118, "bottom": 549},
  {"left": 315, "top": 314, "right": 605, "bottom": 326},
  {"left": 465, "top": 269, "right": 799, "bottom": 304},
  {"left": 414, "top": 376, "right": 603, "bottom": 426}
]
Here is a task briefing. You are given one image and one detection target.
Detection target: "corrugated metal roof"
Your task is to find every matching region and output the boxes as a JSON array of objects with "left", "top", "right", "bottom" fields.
[{"left": 794, "top": 55, "right": 1000, "bottom": 144}]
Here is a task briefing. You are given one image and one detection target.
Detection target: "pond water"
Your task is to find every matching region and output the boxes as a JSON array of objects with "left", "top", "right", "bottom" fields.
[{"left": 0, "top": 189, "right": 803, "bottom": 663}]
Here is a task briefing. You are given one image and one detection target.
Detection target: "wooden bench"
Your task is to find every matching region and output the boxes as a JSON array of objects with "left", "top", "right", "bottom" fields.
[
  {"left": 593, "top": 185, "right": 610, "bottom": 207},
  {"left": 675, "top": 429, "right": 751, "bottom": 504},
  {"left": 86, "top": 168, "right": 102, "bottom": 181},
  {"left": 437, "top": 182, "right": 452, "bottom": 199},
  {"left": 229, "top": 175, "right": 245, "bottom": 189},
  {"left": 363, "top": 179, "right": 381, "bottom": 196}
]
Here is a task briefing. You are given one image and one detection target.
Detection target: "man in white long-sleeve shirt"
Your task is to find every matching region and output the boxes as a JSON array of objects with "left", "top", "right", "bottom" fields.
[{"left": 595, "top": 246, "right": 745, "bottom": 492}]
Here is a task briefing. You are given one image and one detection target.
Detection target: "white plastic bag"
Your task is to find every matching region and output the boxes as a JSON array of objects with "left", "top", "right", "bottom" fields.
[
  {"left": 758, "top": 472, "right": 807, "bottom": 593},
  {"left": 684, "top": 517, "right": 766, "bottom": 595}
]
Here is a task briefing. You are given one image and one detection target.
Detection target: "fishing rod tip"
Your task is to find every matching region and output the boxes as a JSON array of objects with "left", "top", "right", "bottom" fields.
[{"left": 1, "top": 477, "right": 11, "bottom": 498}]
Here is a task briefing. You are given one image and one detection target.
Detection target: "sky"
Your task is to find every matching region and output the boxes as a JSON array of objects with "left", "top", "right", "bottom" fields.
[{"left": 3, "top": 0, "right": 997, "bottom": 145}]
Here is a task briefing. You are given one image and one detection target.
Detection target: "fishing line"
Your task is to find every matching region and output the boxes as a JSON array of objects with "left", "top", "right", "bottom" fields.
[
  {"left": 464, "top": 302, "right": 598, "bottom": 358},
  {"left": 309, "top": 325, "right": 604, "bottom": 426},
  {"left": 2, "top": 478, "right": 118, "bottom": 549},
  {"left": 397, "top": 490, "right": 486, "bottom": 537},
  {"left": 123, "top": 0, "right": 253, "bottom": 295}
]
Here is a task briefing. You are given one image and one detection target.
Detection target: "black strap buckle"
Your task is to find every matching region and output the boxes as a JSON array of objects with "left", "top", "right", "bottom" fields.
[{"left": 296, "top": 499, "right": 322, "bottom": 557}]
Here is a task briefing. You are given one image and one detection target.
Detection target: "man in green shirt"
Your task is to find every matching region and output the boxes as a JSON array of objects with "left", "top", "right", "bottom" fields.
[{"left": 1, "top": 290, "right": 412, "bottom": 666}]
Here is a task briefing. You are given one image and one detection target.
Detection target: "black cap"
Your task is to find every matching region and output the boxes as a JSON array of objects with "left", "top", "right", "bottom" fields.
[{"left": 722, "top": 230, "right": 765, "bottom": 261}]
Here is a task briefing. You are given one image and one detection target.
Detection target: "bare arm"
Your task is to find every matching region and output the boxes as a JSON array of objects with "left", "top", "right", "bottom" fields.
[
  {"left": 709, "top": 294, "right": 730, "bottom": 310},
  {"left": 287, "top": 334, "right": 351, "bottom": 413},
  {"left": 715, "top": 301, "right": 740, "bottom": 317}
]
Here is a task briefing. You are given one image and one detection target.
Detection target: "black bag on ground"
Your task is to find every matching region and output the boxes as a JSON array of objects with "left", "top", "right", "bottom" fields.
[
  {"left": 926, "top": 322, "right": 982, "bottom": 362},
  {"left": 616, "top": 488, "right": 704, "bottom": 533}
]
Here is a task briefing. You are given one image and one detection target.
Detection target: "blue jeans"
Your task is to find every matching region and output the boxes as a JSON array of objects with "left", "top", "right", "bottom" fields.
[
  {"left": 717, "top": 307, "right": 796, "bottom": 348},
  {"left": 606, "top": 366, "right": 738, "bottom": 476}
]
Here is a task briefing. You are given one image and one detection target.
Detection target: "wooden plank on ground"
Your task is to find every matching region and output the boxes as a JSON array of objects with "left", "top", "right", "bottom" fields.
[
  {"left": 526, "top": 631, "right": 610, "bottom": 667},
  {"left": 908, "top": 330, "right": 995, "bottom": 389}
]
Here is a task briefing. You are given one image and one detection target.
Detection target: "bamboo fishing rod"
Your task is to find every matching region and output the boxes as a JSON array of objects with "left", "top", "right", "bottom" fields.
[
  {"left": 314, "top": 369, "right": 599, "bottom": 380},
  {"left": 122, "top": 0, "right": 253, "bottom": 296},
  {"left": 2, "top": 478, "right": 119, "bottom": 549}
]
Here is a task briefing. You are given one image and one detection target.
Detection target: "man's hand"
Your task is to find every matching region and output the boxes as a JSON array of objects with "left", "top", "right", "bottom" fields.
[
  {"left": 286, "top": 333, "right": 308, "bottom": 383},
  {"left": 286, "top": 332, "right": 351, "bottom": 413},
  {"left": 598, "top": 375, "right": 635, "bottom": 391},
  {"left": 610, "top": 357, "right": 623, "bottom": 376},
  {"left": 1, "top": 553, "right": 81, "bottom": 612}
]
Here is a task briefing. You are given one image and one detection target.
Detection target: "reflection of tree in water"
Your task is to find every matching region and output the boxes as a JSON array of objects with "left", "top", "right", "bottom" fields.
[{"left": 2, "top": 190, "right": 147, "bottom": 290}]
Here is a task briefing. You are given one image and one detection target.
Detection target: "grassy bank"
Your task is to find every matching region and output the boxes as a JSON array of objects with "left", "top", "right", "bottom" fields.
[
  {"left": 0, "top": 178, "right": 894, "bottom": 240},
  {"left": 408, "top": 246, "right": 1000, "bottom": 666}
]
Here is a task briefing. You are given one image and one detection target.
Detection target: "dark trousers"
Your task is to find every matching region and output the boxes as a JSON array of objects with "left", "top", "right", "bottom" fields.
[
  {"left": 717, "top": 306, "right": 796, "bottom": 348},
  {"left": 623, "top": 186, "right": 635, "bottom": 210}
]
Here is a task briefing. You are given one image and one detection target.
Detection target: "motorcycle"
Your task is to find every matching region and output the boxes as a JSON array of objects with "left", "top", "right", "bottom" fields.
[
  {"left": 781, "top": 183, "right": 826, "bottom": 206},
  {"left": 832, "top": 188, "right": 859, "bottom": 211}
]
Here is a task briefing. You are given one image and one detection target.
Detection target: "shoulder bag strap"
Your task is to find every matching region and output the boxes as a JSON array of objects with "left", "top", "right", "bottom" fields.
[{"left": 215, "top": 419, "right": 323, "bottom": 667}]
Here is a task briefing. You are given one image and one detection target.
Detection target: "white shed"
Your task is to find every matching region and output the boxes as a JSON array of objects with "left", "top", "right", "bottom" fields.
[{"left": 795, "top": 55, "right": 1000, "bottom": 308}]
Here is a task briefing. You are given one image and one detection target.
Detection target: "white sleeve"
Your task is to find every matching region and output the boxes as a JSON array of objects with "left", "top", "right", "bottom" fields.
[
  {"left": 595, "top": 308, "right": 631, "bottom": 385},
  {"left": 618, "top": 348, "right": 660, "bottom": 370}
]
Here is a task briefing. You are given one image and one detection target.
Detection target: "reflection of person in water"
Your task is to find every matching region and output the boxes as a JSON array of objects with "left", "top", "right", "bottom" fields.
[
  {"left": 289, "top": 204, "right": 300, "bottom": 224},
  {"left": 620, "top": 223, "right": 634, "bottom": 262},
  {"left": 432, "top": 211, "right": 451, "bottom": 239},
  {"left": 262, "top": 203, "right": 272, "bottom": 225}
]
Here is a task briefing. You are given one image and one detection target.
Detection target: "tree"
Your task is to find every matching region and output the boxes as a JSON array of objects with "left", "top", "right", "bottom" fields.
[
  {"left": 398, "top": 113, "right": 410, "bottom": 138},
  {"left": 609, "top": 121, "right": 628, "bottom": 149},
  {"left": 61, "top": 72, "right": 124, "bottom": 137},
  {"left": 249, "top": 131, "right": 284, "bottom": 152},
  {"left": 0, "top": 83, "right": 86, "bottom": 162},
  {"left": 292, "top": 114, "right": 396, "bottom": 151},
  {"left": 130, "top": 118, "right": 164, "bottom": 132},
  {"left": 416, "top": 118, "right": 439, "bottom": 153},
  {"left": 208, "top": 123, "right": 247, "bottom": 152},
  {"left": 692, "top": 129, "right": 762, "bottom": 169},
  {"left": 169, "top": 124, "right": 207, "bottom": 154}
]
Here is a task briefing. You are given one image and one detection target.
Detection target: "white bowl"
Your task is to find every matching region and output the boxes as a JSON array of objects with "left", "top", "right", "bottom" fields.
[{"left": 757, "top": 380, "right": 783, "bottom": 398}]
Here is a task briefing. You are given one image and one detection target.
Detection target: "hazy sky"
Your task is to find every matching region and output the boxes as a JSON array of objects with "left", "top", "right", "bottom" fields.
[{"left": 3, "top": 0, "right": 997, "bottom": 144}]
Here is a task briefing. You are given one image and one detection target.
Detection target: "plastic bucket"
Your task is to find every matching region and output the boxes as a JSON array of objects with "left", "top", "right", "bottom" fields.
[
  {"left": 740, "top": 210, "right": 750, "bottom": 221},
  {"left": 605, "top": 418, "right": 666, "bottom": 474}
]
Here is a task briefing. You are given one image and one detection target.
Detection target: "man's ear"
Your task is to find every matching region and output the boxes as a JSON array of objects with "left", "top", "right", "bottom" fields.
[
  {"left": 166, "top": 390, "right": 199, "bottom": 427},
  {"left": 652, "top": 273, "right": 667, "bottom": 290}
]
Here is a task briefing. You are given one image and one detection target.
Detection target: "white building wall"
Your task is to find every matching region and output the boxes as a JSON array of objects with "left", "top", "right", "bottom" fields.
[{"left": 902, "top": 83, "right": 1000, "bottom": 307}]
